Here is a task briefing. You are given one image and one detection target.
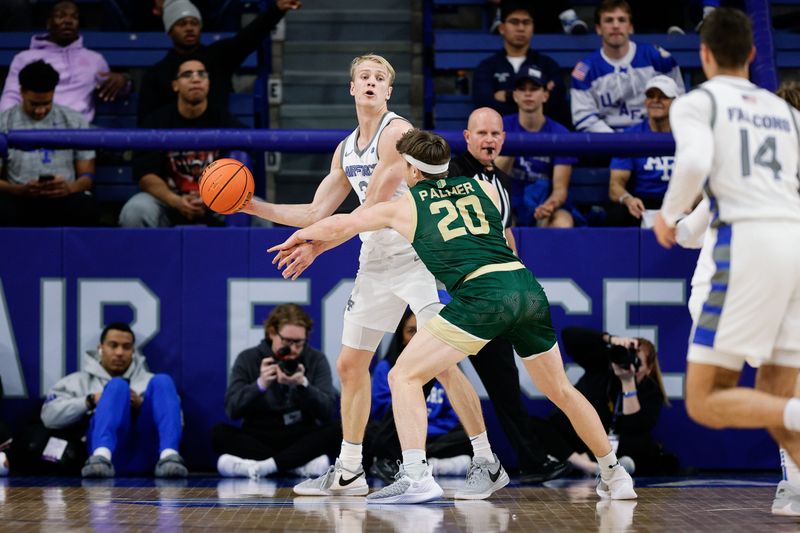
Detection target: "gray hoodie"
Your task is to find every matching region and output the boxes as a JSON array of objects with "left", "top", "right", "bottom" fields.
[{"left": 41, "top": 350, "right": 154, "bottom": 430}]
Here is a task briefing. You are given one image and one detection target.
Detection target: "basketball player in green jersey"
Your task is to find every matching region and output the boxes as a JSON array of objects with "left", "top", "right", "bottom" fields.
[{"left": 270, "top": 129, "right": 637, "bottom": 504}]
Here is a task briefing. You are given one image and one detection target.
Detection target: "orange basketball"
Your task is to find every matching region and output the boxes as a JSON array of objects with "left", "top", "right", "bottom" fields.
[{"left": 199, "top": 158, "right": 255, "bottom": 214}]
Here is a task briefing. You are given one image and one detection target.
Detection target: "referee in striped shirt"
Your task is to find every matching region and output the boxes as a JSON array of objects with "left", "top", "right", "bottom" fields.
[
  {"left": 448, "top": 107, "right": 516, "bottom": 253},
  {"left": 446, "top": 107, "right": 569, "bottom": 483}
]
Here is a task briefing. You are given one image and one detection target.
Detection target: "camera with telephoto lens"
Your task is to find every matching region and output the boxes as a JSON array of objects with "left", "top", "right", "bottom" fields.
[
  {"left": 607, "top": 343, "right": 641, "bottom": 371},
  {"left": 275, "top": 346, "right": 300, "bottom": 375}
]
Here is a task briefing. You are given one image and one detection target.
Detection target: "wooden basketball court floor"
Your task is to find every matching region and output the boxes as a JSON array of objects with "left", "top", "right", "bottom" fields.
[{"left": 0, "top": 474, "right": 795, "bottom": 532}]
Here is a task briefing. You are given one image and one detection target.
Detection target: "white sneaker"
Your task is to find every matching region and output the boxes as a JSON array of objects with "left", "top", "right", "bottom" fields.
[
  {"left": 293, "top": 459, "right": 369, "bottom": 496},
  {"left": 454, "top": 455, "right": 509, "bottom": 500},
  {"left": 429, "top": 454, "right": 471, "bottom": 477},
  {"left": 217, "top": 454, "right": 258, "bottom": 478},
  {"left": 366, "top": 464, "right": 443, "bottom": 504},
  {"left": 290, "top": 454, "right": 331, "bottom": 478},
  {"left": 596, "top": 465, "right": 637, "bottom": 500},
  {"left": 0, "top": 452, "right": 8, "bottom": 476},
  {"left": 772, "top": 480, "right": 800, "bottom": 516}
]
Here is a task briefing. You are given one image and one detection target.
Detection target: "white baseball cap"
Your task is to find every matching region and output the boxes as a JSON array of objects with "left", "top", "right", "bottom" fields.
[{"left": 645, "top": 75, "right": 679, "bottom": 98}]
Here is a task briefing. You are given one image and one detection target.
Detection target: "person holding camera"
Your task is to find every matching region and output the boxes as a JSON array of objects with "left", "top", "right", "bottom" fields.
[
  {"left": 530, "top": 326, "right": 679, "bottom": 476},
  {"left": 213, "top": 303, "right": 340, "bottom": 478},
  {"left": 0, "top": 59, "right": 99, "bottom": 227}
]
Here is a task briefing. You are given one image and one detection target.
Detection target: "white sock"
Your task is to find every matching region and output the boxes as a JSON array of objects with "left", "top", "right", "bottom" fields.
[
  {"left": 339, "top": 440, "right": 362, "bottom": 472},
  {"left": 781, "top": 448, "right": 800, "bottom": 485},
  {"left": 402, "top": 449, "right": 428, "bottom": 481},
  {"left": 93, "top": 447, "right": 112, "bottom": 461},
  {"left": 253, "top": 457, "right": 278, "bottom": 477},
  {"left": 0, "top": 451, "right": 8, "bottom": 476},
  {"left": 596, "top": 450, "right": 620, "bottom": 478},
  {"left": 783, "top": 398, "right": 800, "bottom": 432},
  {"left": 160, "top": 448, "right": 179, "bottom": 460},
  {"left": 469, "top": 431, "right": 494, "bottom": 462}
]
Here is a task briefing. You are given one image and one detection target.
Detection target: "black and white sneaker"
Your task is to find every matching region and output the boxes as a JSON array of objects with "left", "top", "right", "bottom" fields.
[
  {"left": 293, "top": 458, "right": 369, "bottom": 496},
  {"left": 454, "top": 454, "right": 509, "bottom": 500}
]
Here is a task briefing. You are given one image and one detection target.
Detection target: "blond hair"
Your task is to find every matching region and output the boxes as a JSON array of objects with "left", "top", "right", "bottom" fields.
[{"left": 350, "top": 54, "right": 396, "bottom": 85}]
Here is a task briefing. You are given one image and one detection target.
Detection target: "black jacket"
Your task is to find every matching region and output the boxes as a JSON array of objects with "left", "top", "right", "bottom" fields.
[
  {"left": 137, "top": 3, "right": 286, "bottom": 124},
  {"left": 224, "top": 340, "right": 337, "bottom": 431},
  {"left": 559, "top": 326, "right": 663, "bottom": 436}
]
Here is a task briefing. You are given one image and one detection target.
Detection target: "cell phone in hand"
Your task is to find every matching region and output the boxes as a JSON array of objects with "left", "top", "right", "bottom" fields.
[{"left": 38, "top": 174, "right": 55, "bottom": 183}]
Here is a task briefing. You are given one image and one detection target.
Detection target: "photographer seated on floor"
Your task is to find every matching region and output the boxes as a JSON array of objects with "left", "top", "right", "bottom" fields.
[
  {"left": 530, "top": 326, "right": 679, "bottom": 476},
  {"left": 212, "top": 304, "right": 341, "bottom": 479}
]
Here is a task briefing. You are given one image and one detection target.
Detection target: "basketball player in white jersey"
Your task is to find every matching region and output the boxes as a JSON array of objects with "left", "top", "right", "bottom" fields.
[
  {"left": 654, "top": 8, "right": 800, "bottom": 516},
  {"left": 240, "top": 55, "right": 504, "bottom": 499}
]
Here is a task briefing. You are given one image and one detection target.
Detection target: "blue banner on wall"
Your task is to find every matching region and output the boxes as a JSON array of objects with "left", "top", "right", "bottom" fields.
[{"left": 0, "top": 227, "right": 777, "bottom": 471}]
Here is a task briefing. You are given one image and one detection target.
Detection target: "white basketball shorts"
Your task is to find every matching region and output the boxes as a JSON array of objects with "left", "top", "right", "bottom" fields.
[
  {"left": 687, "top": 220, "right": 800, "bottom": 370},
  {"left": 342, "top": 250, "right": 442, "bottom": 350}
]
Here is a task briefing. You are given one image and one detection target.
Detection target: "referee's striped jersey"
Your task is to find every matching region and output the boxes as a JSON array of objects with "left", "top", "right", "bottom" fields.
[{"left": 448, "top": 152, "right": 514, "bottom": 229}]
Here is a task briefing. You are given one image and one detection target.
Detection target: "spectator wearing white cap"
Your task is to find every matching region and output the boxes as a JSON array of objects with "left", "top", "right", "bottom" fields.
[
  {"left": 607, "top": 75, "right": 678, "bottom": 227},
  {"left": 137, "top": 0, "right": 301, "bottom": 124}
]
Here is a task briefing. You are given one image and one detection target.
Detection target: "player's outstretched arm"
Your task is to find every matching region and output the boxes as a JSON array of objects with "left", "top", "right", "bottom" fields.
[
  {"left": 241, "top": 142, "right": 352, "bottom": 228},
  {"left": 269, "top": 196, "right": 413, "bottom": 279}
]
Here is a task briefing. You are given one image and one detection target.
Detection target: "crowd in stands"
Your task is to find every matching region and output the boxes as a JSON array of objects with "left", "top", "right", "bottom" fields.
[
  {"left": 0, "top": 0, "right": 755, "bottom": 230},
  {"left": 0, "top": 0, "right": 782, "bottom": 230}
]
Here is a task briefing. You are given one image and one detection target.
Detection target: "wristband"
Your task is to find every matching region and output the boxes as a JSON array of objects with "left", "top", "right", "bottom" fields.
[
  {"left": 77, "top": 172, "right": 95, "bottom": 180},
  {"left": 618, "top": 193, "right": 632, "bottom": 204},
  {"left": 623, "top": 390, "right": 637, "bottom": 398}
]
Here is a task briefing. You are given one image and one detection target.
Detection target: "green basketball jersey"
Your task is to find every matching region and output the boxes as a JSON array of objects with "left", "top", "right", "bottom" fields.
[{"left": 408, "top": 175, "right": 519, "bottom": 292}]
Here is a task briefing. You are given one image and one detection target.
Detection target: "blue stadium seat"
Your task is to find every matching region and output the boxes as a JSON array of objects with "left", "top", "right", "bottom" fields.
[
  {"left": 569, "top": 167, "right": 610, "bottom": 206},
  {"left": 433, "top": 31, "right": 704, "bottom": 70},
  {"left": 0, "top": 32, "right": 257, "bottom": 68}
]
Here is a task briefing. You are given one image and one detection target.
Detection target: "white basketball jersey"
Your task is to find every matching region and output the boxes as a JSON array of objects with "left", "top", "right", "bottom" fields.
[
  {"left": 684, "top": 76, "right": 800, "bottom": 223},
  {"left": 341, "top": 112, "right": 411, "bottom": 258}
]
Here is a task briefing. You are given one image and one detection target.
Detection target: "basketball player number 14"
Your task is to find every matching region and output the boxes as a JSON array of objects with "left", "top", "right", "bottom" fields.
[
  {"left": 740, "top": 129, "right": 782, "bottom": 180},
  {"left": 430, "top": 196, "right": 490, "bottom": 241}
]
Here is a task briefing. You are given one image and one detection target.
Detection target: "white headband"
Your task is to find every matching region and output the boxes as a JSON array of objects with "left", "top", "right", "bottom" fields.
[{"left": 402, "top": 153, "right": 449, "bottom": 175}]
